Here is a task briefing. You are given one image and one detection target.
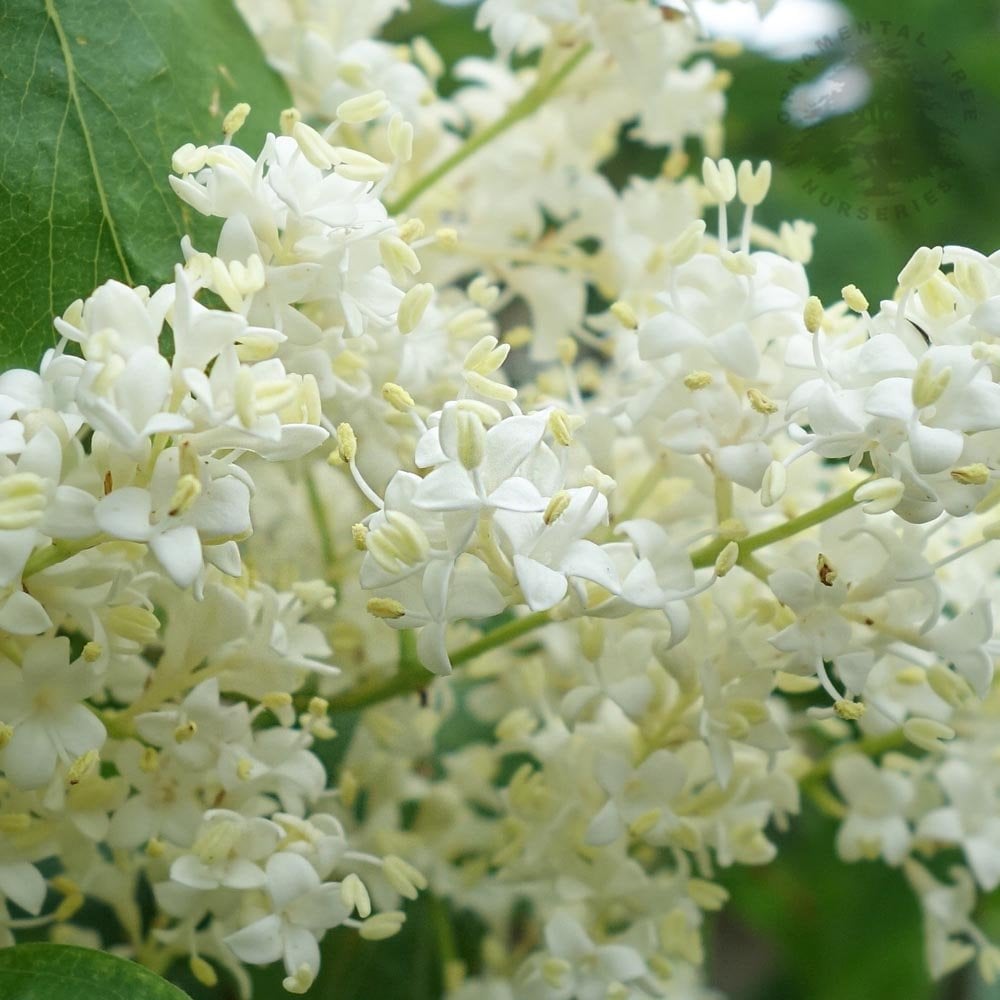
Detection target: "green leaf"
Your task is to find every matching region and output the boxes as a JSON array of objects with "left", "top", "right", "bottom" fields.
[
  {"left": 0, "top": 943, "right": 191, "bottom": 1000},
  {"left": 0, "top": 0, "right": 290, "bottom": 370}
]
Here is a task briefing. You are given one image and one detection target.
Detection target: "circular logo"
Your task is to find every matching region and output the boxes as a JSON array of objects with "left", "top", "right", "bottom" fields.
[{"left": 778, "top": 21, "right": 979, "bottom": 222}]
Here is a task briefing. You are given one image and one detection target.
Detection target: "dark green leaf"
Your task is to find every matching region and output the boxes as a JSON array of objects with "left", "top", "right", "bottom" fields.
[
  {"left": 0, "top": 943, "right": 191, "bottom": 1000},
  {"left": 0, "top": 0, "right": 290, "bottom": 369}
]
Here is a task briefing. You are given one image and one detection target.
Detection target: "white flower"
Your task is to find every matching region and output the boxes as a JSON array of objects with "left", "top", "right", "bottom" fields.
[
  {"left": 224, "top": 852, "right": 351, "bottom": 993},
  {"left": 832, "top": 755, "right": 913, "bottom": 865},
  {"left": 0, "top": 637, "right": 105, "bottom": 789},
  {"left": 170, "top": 810, "right": 283, "bottom": 890},
  {"left": 919, "top": 760, "right": 1000, "bottom": 890}
]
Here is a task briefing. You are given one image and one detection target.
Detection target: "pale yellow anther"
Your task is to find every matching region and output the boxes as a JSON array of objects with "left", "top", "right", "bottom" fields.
[
  {"left": 898, "top": 245, "right": 943, "bottom": 289},
  {"left": 548, "top": 409, "right": 575, "bottom": 446},
  {"left": 543, "top": 491, "right": 572, "bottom": 526},
  {"left": 919, "top": 272, "right": 956, "bottom": 318},
  {"left": 903, "top": 716, "right": 955, "bottom": 751},
  {"left": 804, "top": 295, "right": 825, "bottom": 334},
  {"left": 236, "top": 758, "right": 254, "bottom": 780},
  {"left": 0, "top": 724, "right": 14, "bottom": 750},
  {"left": 383, "top": 855, "right": 428, "bottom": 899},
  {"left": 722, "top": 250, "right": 756, "bottom": 276},
  {"left": 397, "top": 283, "right": 434, "bottom": 334},
  {"left": 171, "top": 142, "right": 209, "bottom": 174},
  {"left": 182, "top": 814, "right": 231, "bottom": 863},
  {"left": 761, "top": 460, "right": 787, "bottom": 508},
  {"left": 842, "top": 283, "right": 870, "bottom": 313},
  {"left": 951, "top": 463, "right": 990, "bottom": 486},
  {"left": 468, "top": 275, "right": 500, "bottom": 308},
  {"left": 339, "top": 768, "right": 359, "bottom": 808},
  {"left": 834, "top": 699, "right": 865, "bottom": 721},
  {"left": 737, "top": 160, "right": 772, "bottom": 206},
  {"left": 168, "top": 473, "right": 202, "bottom": 516},
  {"left": 351, "top": 523, "right": 368, "bottom": 551},
  {"left": 912, "top": 357, "right": 951, "bottom": 408},
  {"left": 688, "top": 878, "right": 730, "bottom": 910},
  {"left": 222, "top": 103, "right": 251, "bottom": 137},
  {"left": 667, "top": 220, "right": 707, "bottom": 266},
  {"left": 448, "top": 307, "right": 493, "bottom": 340},
  {"left": 504, "top": 325, "right": 533, "bottom": 348},
  {"left": 397, "top": 219, "right": 425, "bottom": 245},
  {"left": 190, "top": 957, "right": 218, "bottom": 989},
  {"left": 282, "top": 964, "right": 316, "bottom": 994},
  {"left": 718, "top": 518, "right": 748, "bottom": 540},
  {"left": 106, "top": 605, "right": 160, "bottom": 644},
  {"left": 359, "top": 911, "right": 406, "bottom": 941},
  {"left": 684, "top": 370, "right": 713, "bottom": 390},
  {"left": 145, "top": 837, "right": 166, "bottom": 858},
  {"left": 67, "top": 749, "right": 99, "bottom": 785},
  {"left": 82, "top": 641, "right": 102, "bottom": 662},
  {"left": 583, "top": 465, "right": 616, "bottom": 495},
  {"left": 556, "top": 337, "right": 578, "bottom": 366},
  {"left": 895, "top": 666, "right": 926, "bottom": 686},
  {"left": 661, "top": 148, "right": 689, "bottom": 180},
  {"left": 336, "top": 90, "right": 389, "bottom": 124},
  {"left": 292, "top": 121, "right": 339, "bottom": 170},
  {"left": 542, "top": 958, "right": 572, "bottom": 988},
  {"left": 927, "top": 665, "right": 972, "bottom": 707},
  {"left": 955, "top": 260, "right": 989, "bottom": 302},
  {"left": 456, "top": 410, "right": 486, "bottom": 470},
  {"left": 341, "top": 873, "right": 373, "bottom": 918},
  {"left": 436, "top": 227, "right": 459, "bottom": 249},
  {"left": 747, "top": 387, "right": 778, "bottom": 414},
  {"left": 388, "top": 113, "right": 415, "bottom": 162},
  {"left": 280, "top": 107, "right": 302, "bottom": 135},
  {"left": 262, "top": 691, "right": 293, "bottom": 711},
  {"left": 0, "top": 813, "right": 31, "bottom": 833},
  {"left": 381, "top": 382, "right": 415, "bottom": 412},
  {"left": 173, "top": 721, "right": 198, "bottom": 744},
  {"left": 334, "top": 147, "right": 388, "bottom": 182},
  {"left": 0, "top": 473, "right": 47, "bottom": 530},
  {"left": 380, "top": 236, "right": 421, "bottom": 278},
  {"left": 628, "top": 808, "right": 663, "bottom": 839},
  {"left": 140, "top": 747, "right": 160, "bottom": 773},
  {"left": 337, "top": 423, "right": 358, "bottom": 463},
  {"left": 854, "top": 477, "right": 905, "bottom": 515},
  {"left": 412, "top": 36, "right": 444, "bottom": 79},
  {"left": 53, "top": 891, "right": 84, "bottom": 922},
  {"left": 610, "top": 300, "right": 639, "bottom": 330},
  {"left": 702, "top": 157, "right": 737, "bottom": 202},
  {"left": 714, "top": 541, "right": 740, "bottom": 577},
  {"left": 367, "top": 597, "right": 406, "bottom": 619}
]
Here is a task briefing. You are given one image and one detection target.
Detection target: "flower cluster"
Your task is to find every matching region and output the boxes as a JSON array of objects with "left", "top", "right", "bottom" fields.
[{"left": 2, "top": 0, "right": 1000, "bottom": 996}]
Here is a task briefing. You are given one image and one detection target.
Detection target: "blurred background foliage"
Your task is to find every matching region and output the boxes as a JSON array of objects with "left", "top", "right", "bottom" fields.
[{"left": 209, "top": 1, "right": 1000, "bottom": 997}]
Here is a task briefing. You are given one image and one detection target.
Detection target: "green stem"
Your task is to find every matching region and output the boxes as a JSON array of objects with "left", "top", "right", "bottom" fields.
[
  {"left": 385, "top": 44, "right": 592, "bottom": 216},
  {"left": 304, "top": 469, "right": 337, "bottom": 580},
  {"left": 429, "top": 894, "right": 460, "bottom": 978},
  {"left": 23, "top": 534, "right": 106, "bottom": 578},
  {"left": 689, "top": 479, "right": 869, "bottom": 570},
  {"left": 327, "top": 611, "right": 551, "bottom": 712}
]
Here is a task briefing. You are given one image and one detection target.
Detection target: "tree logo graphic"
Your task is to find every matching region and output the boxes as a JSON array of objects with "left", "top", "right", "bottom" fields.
[{"left": 779, "top": 23, "right": 978, "bottom": 221}]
